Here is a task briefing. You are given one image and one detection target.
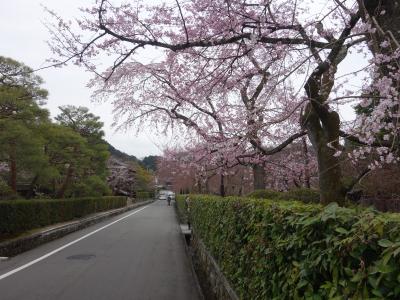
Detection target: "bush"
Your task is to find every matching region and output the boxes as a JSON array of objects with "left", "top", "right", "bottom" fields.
[
  {"left": 247, "top": 189, "right": 283, "bottom": 199},
  {"left": 66, "top": 176, "right": 112, "bottom": 198},
  {"left": 136, "top": 191, "right": 154, "bottom": 200},
  {"left": 0, "top": 196, "right": 126, "bottom": 236},
  {"left": 190, "top": 195, "right": 400, "bottom": 299},
  {"left": 278, "top": 187, "right": 320, "bottom": 203},
  {"left": 248, "top": 188, "right": 320, "bottom": 204},
  {"left": 176, "top": 195, "right": 188, "bottom": 223},
  {"left": 0, "top": 179, "right": 18, "bottom": 200}
]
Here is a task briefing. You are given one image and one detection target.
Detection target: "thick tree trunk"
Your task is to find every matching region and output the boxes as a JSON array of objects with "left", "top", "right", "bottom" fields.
[
  {"left": 252, "top": 164, "right": 265, "bottom": 190},
  {"left": 220, "top": 173, "right": 225, "bottom": 197},
  {"left": 305, "top": 108, "right": 345, "bottom": 205},
  {"left": 9, "top": 141, "right": 17, "bottom": 193},
  {"left": 197, "top": 177, "right": 202, "bottom": 194},
  {"left": 205, "top": 177, "right": 209, "bottom": 194},
  {"left": 316, "top": 142, "right": 344, "bottom": 205},
  {"left": 56, "top": 165, "right": 73, "bottom": 199},
  {"left": 26, "top": 175, "right": 39, "bottom": 199},
  {"left": 302, "top": 136, "right": 311, "bottom": 188}
]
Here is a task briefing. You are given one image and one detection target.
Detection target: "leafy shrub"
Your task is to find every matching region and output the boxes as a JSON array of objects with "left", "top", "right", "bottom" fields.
[
  {"left": 66, "top": 175, "right": 112, "bottom": 198},
  {"left": 277, "top": 187, "right": 320, "bottom": 203},
  {"left": 0, "top": 196, "right": 126, "bottom": 236},
  {"left": 247, "top": 189, "right": 283, "bottom": 199},
  {"left": 0, "top": 178, "right": 18, "bottom": 200},
  {"left": 136, "top": 191, "right": 154, "bottom": 199},
  {"left": 176, "top": 195, "right": 188, "bottom": 223},
  {"left": 190, "top": 195, "right": 400, "bottom": 299}
]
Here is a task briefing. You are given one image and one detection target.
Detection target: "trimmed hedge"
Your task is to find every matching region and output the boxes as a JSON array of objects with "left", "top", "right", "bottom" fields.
[
  {"left": 136, "top": 191, "right": 154, "bottom": 199},
  {"left": 278, "top": 188, "right": 320, "bottom": 203},
  {"left": 190, "top": 195, "right": 400, "bottom": 299},
  {"left": 247, "top": 189, "right": 283, "bottom": 199},
  {"left": 176, "top": 195, "right": 188, "bottom": 223},
  {"left": 248, "top": 188, "right": 320, "bottom": 203},
  {"left": 0, "top": 196, "right": 127, "bottom": 236}
]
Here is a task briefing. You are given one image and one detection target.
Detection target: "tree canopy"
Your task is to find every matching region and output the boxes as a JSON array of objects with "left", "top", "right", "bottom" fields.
[{"left": 46, "top": 0, "right": 400, "bottom": 204}]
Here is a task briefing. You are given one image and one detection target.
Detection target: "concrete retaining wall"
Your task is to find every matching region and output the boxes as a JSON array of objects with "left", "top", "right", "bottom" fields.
[{"left": 191, "top": 232, "right": 239, "bottom": 300}]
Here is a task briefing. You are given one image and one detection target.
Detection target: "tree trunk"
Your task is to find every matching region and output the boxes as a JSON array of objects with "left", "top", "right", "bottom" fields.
[
  {"left": 305, "top": 107, "right": 345, "bottom": 205},
  {"left": 9, "top": 140, "right": 17, "bottom": 193},
  {"left": 220, "top": 173, "right": 225, "bottom": 197},
  {"left": 26, "top": 175, "right": 39, "bottom": 199},
  {"left": 316, "top": 142, "right": 344, "bottom": 204},
  {"left": 252, "top": 164, "right": 266, "bottom": 190},
  {"left": 197, "top": 177, "right": 202, "bottom": 194},
  {"left": 302, "top": 136, "right": 311, "bottom": 188},
  {"left": 56, "top": 165, "right": 73, "bottom": 199}
]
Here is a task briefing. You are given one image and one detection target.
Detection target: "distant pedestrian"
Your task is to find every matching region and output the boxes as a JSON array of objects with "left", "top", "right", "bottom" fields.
[{"left": 167, "top": 195, "right": 171, "bottom": 206}]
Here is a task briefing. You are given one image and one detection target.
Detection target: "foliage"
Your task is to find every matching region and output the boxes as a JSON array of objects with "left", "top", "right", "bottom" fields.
[
  {"left": 0, "top": 196, "right": 126, "bottom": 236},
  {"left": 66, "top": 175, "right": 111, "bottom": 198},
  {"left": 136, "top": 191, "right": 154, "bottom": 199},
  {"left": 247, "top": 188, "right": 320, "bottom": 204},
  {"left": 247, "top": 189, "right": 283, "bottom": 200},
  {"left": 135, "top": 164, "right": 154, "bottom": 192},
  {"left": 54, "top": 105, "right": 110, "bottom": 179},
  {"left": 141, "top": 156, "right": 159, "bottom": 172},
  {"left": 176, "top": 195, "right": 188, "bottom": 224},
  {"left": 189, "top": 195, "right": 400, "bottom": 299},
  {"left": 107, "top": 143, "right": 141, "bottom": 164},
  {"left": 277, "top": 188, "right": 320, "bottom": 204},
  {"left": 55, "top": 105, "right": 104, "bottom": 140},
  {"left": 47, "top": 0, "right": 400, "bottom": 204},
  {"left": 0, "top": 178, "right": 17, "bottom": 200},
  {"left": 0, "top": 55, "right": 50, "bottom": 193}
]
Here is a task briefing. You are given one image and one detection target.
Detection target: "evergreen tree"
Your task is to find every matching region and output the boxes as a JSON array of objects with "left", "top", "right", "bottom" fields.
[{"left": 0, "top": 56, "right": 49, "bottom": 195}]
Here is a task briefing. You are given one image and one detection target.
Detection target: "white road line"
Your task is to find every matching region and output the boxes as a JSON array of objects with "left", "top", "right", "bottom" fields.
[{"left": 0, "top": 204, "right": 150, "bottom": 281}]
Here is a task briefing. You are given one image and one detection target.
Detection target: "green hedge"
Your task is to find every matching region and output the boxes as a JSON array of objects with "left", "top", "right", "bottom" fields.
[
  {"left": 0, "top": 196, "right": 126, "bottom": 236},
  {"left": 247, "top": 189, "right": 283, "bottom": 199},
  {"left": 176, "top": 195, "right": 188, "bottom": 223},
  {"left": 190, "top": 195, "right": 400, "bottom": 299},
  {"left": 248, "top": 188, "right": 320, "bottom": 203},
  {"left": 136, "top": 191, "right": 154, "bottom": 199}
]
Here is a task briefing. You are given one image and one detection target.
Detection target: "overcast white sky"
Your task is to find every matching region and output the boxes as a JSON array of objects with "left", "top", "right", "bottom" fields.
[
  {"left": 0, "top": 0, "right": 363, "bottom": 158},
  {"left": 0, "top": 0, "right": 167, "bottom": 158}
]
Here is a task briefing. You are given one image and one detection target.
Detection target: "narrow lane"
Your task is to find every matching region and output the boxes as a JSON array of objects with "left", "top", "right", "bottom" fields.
[{"left": 0, "top": 201, "right": 201, "bottom": 300}]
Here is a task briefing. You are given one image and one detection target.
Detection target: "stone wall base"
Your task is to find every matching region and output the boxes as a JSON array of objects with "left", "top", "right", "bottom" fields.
[{"left": 191, "top": 233, "right": 239, "bottom": 300}]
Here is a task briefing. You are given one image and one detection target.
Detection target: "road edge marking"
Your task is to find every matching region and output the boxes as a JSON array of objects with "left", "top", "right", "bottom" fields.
[{"left": 0, "top": 204, "right": 150, "bottom": 281}]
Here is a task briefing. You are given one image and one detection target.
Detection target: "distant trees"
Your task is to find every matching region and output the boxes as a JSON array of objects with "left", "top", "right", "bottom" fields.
[
  {"left": 47, "top": 0, "right": 400, "bottom": 205},
  {"left": 0, "top": 56, "right": 110, "bottom": 199},
  {"left": 141, "top": 156, "right": 159, "bottom": 172},
  {"left": 0, "top": 56, "right": 49, "bottom": 194},
  {"left": 54, "top": 105, "right": 110, "bottom": 197}
]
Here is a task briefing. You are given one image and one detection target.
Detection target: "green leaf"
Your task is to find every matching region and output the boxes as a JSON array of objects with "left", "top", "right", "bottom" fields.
[
  {"left": 377, "top": 264, "right": 395, "bottom": 274},
  {"left": 335, "top": 227, "right": 349, "bottom": 234},
  {"left": 372, "top": 288, "right": 384, "bottom": 297},
  {"left": 350, "top": 271, "right": 364, "bottom": 283},
  {"left": 297, "top": 279, "right": 308, "bottom": 289},
  {"left": 378, "top": 239, "right": 394, "bottom": 248}
]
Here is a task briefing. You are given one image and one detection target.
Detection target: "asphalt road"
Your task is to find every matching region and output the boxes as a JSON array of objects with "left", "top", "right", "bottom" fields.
[{"left": 0, "top": 200, "right": 202, "bottom": 300}]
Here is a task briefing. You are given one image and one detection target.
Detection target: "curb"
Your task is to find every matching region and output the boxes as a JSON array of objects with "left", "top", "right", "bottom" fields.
[{"left": 0, "top": 199, "right": 154, "bottom": 257}]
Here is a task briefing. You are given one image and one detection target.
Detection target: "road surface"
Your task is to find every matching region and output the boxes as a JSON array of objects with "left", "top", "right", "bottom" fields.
[{"left": 0, "top": 200, "right": 201, "bottom": 300}]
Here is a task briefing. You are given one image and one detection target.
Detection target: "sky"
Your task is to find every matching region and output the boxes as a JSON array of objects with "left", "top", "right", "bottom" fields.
[
  {"left": 0, "top": 0, "right": 364, "bottom": 158},
  {"left": 0, "top": 0, "right": 166, "bottom": 158}
]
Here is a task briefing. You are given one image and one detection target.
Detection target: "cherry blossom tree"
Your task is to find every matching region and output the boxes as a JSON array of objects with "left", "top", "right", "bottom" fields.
[{"left": 47, "top": 0, "right": 400, "bottom": 204}]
